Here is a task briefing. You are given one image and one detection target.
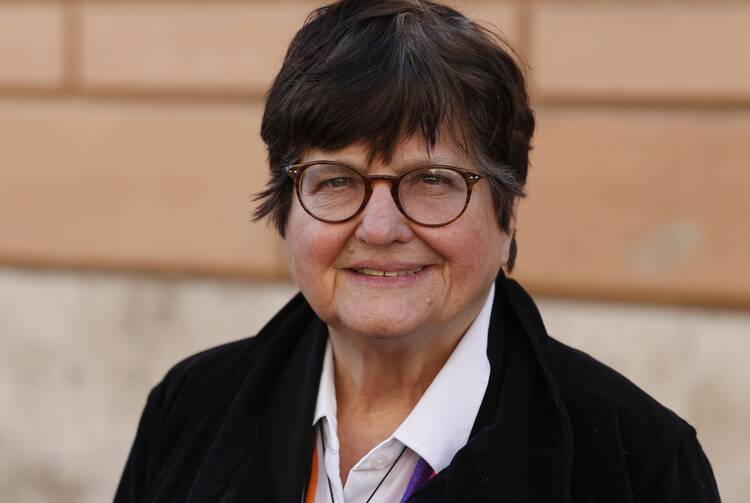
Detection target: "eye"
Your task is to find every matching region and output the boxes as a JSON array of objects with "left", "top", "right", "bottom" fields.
[
  {"left": 401, "top": 168, "right": 465, "bottom": 196},
  {"left": 420, "top": 174, "right": 449, "bottom": 185},
  {"left": 321, "top": 177, "right": 351, "bottom": 188}
]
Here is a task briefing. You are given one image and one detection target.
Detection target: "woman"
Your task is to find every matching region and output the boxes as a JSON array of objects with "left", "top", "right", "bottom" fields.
[{"left": 115, "top": 1, "right": 720, "bottom": 502}]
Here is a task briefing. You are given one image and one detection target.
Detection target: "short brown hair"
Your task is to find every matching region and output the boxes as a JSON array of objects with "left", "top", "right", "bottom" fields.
[{"left": 254, "top": 0, "right": 534, "bottom": 271}]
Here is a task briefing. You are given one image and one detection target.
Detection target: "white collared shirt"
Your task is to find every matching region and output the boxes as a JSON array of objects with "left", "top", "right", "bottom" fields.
[{"left": 309, "top": 284, "right": 494, "bottom": 502}]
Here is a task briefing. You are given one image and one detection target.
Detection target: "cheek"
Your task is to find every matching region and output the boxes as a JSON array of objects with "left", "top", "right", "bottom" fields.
[
  {"left": 474, "top": 193, "right": 510, "bottom": 268},
  {"left": 449, "top": 210, "right": 506, "bottom": 278},
  {"left": 424, "top": 222, "right": 498, "bottom": 290},
  {"left": 285, "top": 211, "right": 349, "bottom": 288}
]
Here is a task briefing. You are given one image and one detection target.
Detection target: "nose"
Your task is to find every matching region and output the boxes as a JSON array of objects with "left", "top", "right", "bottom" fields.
[{"left": 354, "top": 182, "right": 414, "bottom": 245}]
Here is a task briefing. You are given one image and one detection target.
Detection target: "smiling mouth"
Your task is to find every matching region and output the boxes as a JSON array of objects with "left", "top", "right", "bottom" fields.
[{"left": 351, "top": 267, "right": 424, "bottom": 277}]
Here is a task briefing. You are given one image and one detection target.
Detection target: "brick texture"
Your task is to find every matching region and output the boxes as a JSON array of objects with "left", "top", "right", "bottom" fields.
[
  {"left": 0, "top": 101, "right": 285, "bottom": 276},
  {"left": 79, "top": 1, "right": 313, "bottom": 93},
  {"left": 517, "top": 108, "right": 750, "bottom": 306},
  {"left": 532, "top": 2, "right": 750, "bottom": 100},
  {"left": 0, "top": 2, "right": 65, "bottom": 88},
  {"left": 2, "top": 0, "right": 749, "bottom": 307},
  {"left": 78, "top": 1, "right": 520, "bottom": 94}
]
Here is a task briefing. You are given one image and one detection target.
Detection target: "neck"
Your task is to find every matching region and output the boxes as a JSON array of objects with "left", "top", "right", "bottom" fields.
[
  {"left": 325, "top": 290, "right": 490, "bottom": 480},
  {"left": 328, "top": 287, "right": 487, "bottom": 415},
  {"left": 329, "top": 329, "right": 457, "bottom": 412},
  {"left": 329, "top": 324, "right": 471, "bottom": 480}
]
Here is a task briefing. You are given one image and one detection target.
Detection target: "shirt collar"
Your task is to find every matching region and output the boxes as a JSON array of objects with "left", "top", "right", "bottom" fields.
[
  {"left": 393, "top": 283, "right": 493, "bottom": 472},
  {"left": 312, "top": 340, "right": 338, "bottom": 450},
  {"left": 311, "top": 283, "right": 494, "bottom": 472}
]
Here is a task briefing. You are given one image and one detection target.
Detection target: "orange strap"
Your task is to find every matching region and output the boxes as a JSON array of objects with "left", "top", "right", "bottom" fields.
[{"left": 305, "top": 444, "right": 319, "bottom": 503}]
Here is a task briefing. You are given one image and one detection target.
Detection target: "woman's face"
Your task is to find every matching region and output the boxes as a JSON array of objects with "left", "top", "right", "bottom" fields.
[{"left": 284, "top": 136, "right": 513, "bottom": 342}]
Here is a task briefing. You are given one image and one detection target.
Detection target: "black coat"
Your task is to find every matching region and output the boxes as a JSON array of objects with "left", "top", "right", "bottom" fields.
[{"left": 115, "top": 274, "right": 721, "bottom": 502}]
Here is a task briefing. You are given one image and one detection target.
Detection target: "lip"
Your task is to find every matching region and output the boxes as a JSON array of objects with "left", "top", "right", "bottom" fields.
[
  {"left": 342, "top": 262, "right": 434, "bottom": 286},
  {"left": 346, "top": 261, "right": 428, "bottom": 272}
]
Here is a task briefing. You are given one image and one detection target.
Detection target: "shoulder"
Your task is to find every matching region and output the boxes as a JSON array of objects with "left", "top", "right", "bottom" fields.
[
  {"left": 496, "top": 275, "right": 719, "bottom": 500},
  {"left": 543, "top": 337, "right": 719, "bottom": 501},
  {"left": 131, "top": 335, "right": 267, "bottom": 470},
  {"left": 129, "top": 292, "right": 314, "bottom": 452},
  {"left": 150, "top": 291, "right": 310, "bottom": 412},
  {"left": 115, "top": 336, "right": 265, "bottom": 502},
  {"left": 115, "top": 293, "right": 316, "bottom": 501},
  {"left": 152, "top": 335, "right": 263, "bottom": 413},
  {"left": 544, "top": 335, "right": 690, "bottom": 434}
]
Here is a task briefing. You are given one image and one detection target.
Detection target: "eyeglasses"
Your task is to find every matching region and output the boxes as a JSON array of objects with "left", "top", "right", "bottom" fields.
[{"left": 286, "top": 161, "right": 483, "bottom": 227}]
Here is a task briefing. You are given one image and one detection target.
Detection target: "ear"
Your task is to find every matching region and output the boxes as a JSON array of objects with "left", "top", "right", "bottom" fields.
[{"left": 501, "top": 197, "right": 519, "bottom": 269}]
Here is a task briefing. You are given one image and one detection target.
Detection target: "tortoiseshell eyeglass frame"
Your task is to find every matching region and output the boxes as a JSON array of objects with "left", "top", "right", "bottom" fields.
[{"left": 286, "top": 161, "right": 484, "bottom": 227}]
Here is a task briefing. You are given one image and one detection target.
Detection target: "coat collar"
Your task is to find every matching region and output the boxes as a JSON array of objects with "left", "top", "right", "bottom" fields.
[
  {"left": 189, "top": 273, "right": 573, "bottom": 502},
  {"left": 410, "top": 274, "right": 573, "bottom": 502},
  {"left": 184, "top": 296, "right": 326, "bottom": 502}
]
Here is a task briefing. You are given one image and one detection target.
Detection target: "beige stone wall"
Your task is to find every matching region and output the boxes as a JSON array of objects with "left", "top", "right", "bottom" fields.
[
  {"left": 1, "top": 0, "right": 749, "bottom": 305},
  {"left": 0, "top": 268, "right": 298, "bottom": 502},
  {"left": 1, "top": 267, "right": 747, "bottom": 502}
]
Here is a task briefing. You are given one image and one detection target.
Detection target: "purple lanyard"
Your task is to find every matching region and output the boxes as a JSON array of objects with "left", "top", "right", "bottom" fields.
[{"left": 400, "top": 457, "right": 435, "bottom": 502}]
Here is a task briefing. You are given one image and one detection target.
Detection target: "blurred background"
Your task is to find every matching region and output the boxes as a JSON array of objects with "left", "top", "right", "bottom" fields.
[{"left": 1, "top": 0, "right": 748, "bottom": 501}]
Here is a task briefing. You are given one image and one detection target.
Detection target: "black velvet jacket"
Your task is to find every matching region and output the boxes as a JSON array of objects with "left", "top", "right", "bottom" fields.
[{"left": 115, "top": 274, "right": 721, "bottom": 502}]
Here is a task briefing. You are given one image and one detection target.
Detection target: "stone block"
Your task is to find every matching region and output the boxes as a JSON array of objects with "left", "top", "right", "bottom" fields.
[
  {"left": 532, "top": 2, "right": 750, "bottom": 100},
  {"left": 0, "top": 101, "right": 285, "bottom": 276},
  {"left": 517, "top": 108, "right": 750, "bottom": 306},
  {"left": 0, "top": 2, "right": 65, "bottom": 88},
  {"left": 79, "top": 1, "right": 313, "bottom": 92}
]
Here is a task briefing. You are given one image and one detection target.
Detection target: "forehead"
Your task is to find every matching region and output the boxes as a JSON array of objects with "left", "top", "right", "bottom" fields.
[{"left": 301, "top": 135, "right": 469, "bottom": 172}]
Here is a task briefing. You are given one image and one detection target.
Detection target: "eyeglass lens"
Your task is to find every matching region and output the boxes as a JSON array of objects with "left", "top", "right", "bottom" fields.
[{"left": 298, "top": 163, "right": 470, "bottom": 225}]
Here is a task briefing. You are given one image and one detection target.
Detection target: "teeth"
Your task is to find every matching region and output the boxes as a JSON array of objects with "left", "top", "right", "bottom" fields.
[{"left": 358, "top": 267, "right": 423, "bottom": 277}]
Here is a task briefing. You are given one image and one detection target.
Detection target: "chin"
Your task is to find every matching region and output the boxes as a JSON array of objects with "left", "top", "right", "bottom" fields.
[{"left": 336, "top": 313, "right": 426, "bottom": 340}]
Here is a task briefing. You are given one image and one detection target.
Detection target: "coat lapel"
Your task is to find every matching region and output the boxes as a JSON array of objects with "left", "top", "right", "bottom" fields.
[
  {"left": 184, "top": 295, "right": 326, "bottom": 503},
  {"left": 408, "top": 274, "right": 573, "bottom": 503},
  {"left": 259, "top": 318, "right": 327, "bottom": 501}
]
